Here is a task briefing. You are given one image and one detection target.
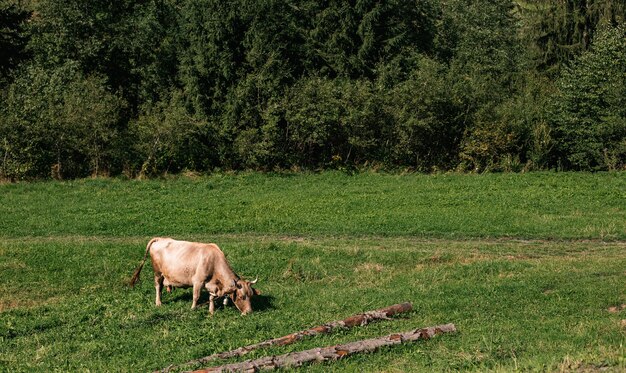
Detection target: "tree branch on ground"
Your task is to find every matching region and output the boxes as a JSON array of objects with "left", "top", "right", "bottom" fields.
[
  {"left": 161, "top": 302, "right": 413, "bottom": 372},
  {"left": 193, "top": 323, "right": 457, "bottom": 372}
]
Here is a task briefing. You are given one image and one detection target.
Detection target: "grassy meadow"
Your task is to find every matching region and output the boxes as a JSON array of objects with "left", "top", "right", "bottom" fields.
[{"left": 0, "top": 172, "right": 624, "bottom": 372}]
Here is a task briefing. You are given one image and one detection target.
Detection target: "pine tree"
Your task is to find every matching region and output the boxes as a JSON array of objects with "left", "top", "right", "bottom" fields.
[
  {"left": 0, "top": 1, "right": 30, "bottom": 87},
  {"left": 515, "top": 0, "right": 626, "bottom": 74}
]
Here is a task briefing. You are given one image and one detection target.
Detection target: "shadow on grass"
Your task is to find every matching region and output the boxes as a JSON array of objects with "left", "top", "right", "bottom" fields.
[
  {"left": 166, "top": 289, "right": 203, "bottom": 304},
  {"left": 251, "top": 294, "right": 276, "bottom": 312},
  {"left": 166, "top": 289, "right": 276, "bottom": 313}
]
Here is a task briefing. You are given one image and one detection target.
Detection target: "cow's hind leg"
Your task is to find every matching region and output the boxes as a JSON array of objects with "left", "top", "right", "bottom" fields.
[{"left": 155, "top": 275, "right": 164, "bottom": 306}]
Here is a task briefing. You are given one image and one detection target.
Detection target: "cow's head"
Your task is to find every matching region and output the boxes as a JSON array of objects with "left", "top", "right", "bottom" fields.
[{"left": 229, "top": 278, "right": 260, "bottom": 315}]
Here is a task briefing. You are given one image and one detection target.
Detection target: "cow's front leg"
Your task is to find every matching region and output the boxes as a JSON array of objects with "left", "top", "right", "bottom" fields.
[
  {"left": 205, "top": 282, "right": 219, "bottom": 315},
  {"left": 209, "top": 294, "right": 215, "bottom": 316},
  {"left": 191, "top": 282, "right": 202, "bottom": 309},
  {"left": 155, "top": 275, "right": 164, "bottom": 306}
]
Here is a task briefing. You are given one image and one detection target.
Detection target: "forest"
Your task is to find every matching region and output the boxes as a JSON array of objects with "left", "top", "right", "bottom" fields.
[{"left": 1, "top": 0, "right": 625, "bottom": 179}]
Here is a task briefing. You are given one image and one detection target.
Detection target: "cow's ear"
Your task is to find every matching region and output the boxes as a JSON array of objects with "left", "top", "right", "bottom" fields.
[{"left": 253, "top": 288, "right": 261, "bottom": 296}]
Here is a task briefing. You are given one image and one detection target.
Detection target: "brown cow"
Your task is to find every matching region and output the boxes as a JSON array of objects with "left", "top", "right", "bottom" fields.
[{"left": 130, "top": 237, "right": 259, "bottom": 315}]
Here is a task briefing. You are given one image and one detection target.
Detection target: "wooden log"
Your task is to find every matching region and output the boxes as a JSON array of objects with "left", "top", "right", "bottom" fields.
[
  {"left": 160, "top": 302, "right": 412, "bottom": 373},
  {"left": 192, "top": 323, "right": 456, "bottom": 372}
]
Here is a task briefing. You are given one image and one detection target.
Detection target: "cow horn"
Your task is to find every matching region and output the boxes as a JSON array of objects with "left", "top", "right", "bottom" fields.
[{"left": 250, "top": 277, "right": 258, "bottom": 285}]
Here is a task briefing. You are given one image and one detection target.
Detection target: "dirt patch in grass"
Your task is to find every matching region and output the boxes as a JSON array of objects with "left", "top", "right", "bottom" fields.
[
  {"left": 0, "top": 300, "right": 28, "bottom": 312},
  {"left": 0, "top": 296, "right": 62, "bottom": 312},
  {"left": 0, "top": 260, "right": 27, "bottom": 270},
  {"left": 354, "top": 263, "right": 384, "bottom": 273},
  {"left": 607, "top": 304, "right": 626, "bottom": 313}
]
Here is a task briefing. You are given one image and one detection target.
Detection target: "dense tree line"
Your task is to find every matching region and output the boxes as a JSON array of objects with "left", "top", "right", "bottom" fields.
[{"left": 0, "top": 0, "right": 624, "bottom": 179}]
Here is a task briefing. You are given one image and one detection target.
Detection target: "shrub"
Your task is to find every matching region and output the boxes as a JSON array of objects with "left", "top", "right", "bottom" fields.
[
  {"left": 282, "top": 77, "right": 384, "bottom": 168},
  {"left": 131, "top": 90, "right": 216, "bottom": 176},
  {"left": 0, "top": 62, "right": 125, "bottom": 179},
  {"left": 383, "top": 55, "right": 462, "bottom": 171}
]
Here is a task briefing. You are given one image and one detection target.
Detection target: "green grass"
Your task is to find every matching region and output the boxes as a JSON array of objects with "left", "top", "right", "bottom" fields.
[
  {"left": 0, "top": 172, "right": 625, "bottom": 372},
  {"left": 0, "top": 171, "right": 624, "bottom": 240}
]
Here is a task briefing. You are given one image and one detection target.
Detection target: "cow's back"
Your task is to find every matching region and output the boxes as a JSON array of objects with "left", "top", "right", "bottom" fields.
[{"left": 149, "top": 238, "right": 222, "bottom": 287}]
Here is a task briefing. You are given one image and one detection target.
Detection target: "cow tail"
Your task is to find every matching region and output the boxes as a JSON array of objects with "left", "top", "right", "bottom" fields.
[{"left": 130, "top": 238, "right": 158, "bottom": 287}]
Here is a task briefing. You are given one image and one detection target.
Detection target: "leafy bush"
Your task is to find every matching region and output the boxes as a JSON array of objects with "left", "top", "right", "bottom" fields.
[
  {"left": 131, "top": 90, "right": 216, "bottom": 176},
  {"left": 282, "top": 77, "right": 384, "bottom": 168},
  {"left": 458, "top": 73, "right": 557, "bottom": 172},
  {"left": 0, "top": 62, "right": 125, "bottom": 179},
  {"left": 383, "top": 55, "right": 462, "bottom": 171}
]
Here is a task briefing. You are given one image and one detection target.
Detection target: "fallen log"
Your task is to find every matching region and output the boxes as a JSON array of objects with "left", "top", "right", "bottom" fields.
[
  {"left": 161, "top": 302, "right": 412, "bottom": 372},
  {"left": 192, "top": 323, "right": 457, "bottom": 372}
]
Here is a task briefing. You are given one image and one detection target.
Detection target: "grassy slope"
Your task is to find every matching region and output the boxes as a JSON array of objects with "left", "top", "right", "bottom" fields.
[
  {"left": 0, "top": 172, "right": 624, "bottom": 372},
  {"left": 0, "top": 171, "right": 624, "bottom": 240}
]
